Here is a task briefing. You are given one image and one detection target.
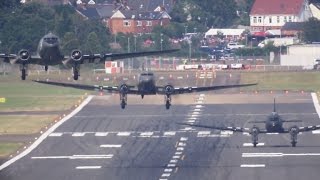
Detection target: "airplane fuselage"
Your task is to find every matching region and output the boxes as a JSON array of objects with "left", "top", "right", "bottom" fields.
[
  {"left": 137, "top": 72, "right": 157, "bottom": 95},
  {"left": 265, "top": 112, "right": 285, "bottom": 132},
  {"left": 37, "top": 33, "right": 64, "bottom": 66}
]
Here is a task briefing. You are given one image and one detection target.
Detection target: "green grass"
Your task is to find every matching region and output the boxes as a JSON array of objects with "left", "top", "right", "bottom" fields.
[
  {"left": 0, "top": 143, "right": 23, "bottom": 157},
  {"left": 0, "top": 77, "right": 88, "bottom": 111},
  {"left": 0, "top": 115, "right": 56, "bottom": 134},
  {"left": 240, "top": 71, "right": 320, "bottom": 91}
]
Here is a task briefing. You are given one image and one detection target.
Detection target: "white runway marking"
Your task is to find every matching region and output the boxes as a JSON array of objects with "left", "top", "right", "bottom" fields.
[
  {"left": 48, "top": 133, "right": 63, "bottom": 137},
  {"left": 163, "top": 131, "right": 176, "bottom": 136},
  {"left": 72, "top": 133, "right": 85, "bottom": 137},
  {"left": 167, "top": 164, "right": 176, "bottom": 167},
  {"left": 266, "top": 133, "right": 279, "bottom": 135},
  {"left": 95, "top": 132, "right": 108, "bottom": 136},
  {"left": 164, "top": 168, "right": 173, "bottom": 172},
  {"left": 242, "top": 153, "right": 320, "bottom": 157},
  {"left": 311, "top": 92, "right": 320, "bottom": 118},
  {"left": 76, "top": 166, "right": 102, "bottom": 170},
  {"left": 161, "top": 173, "right": 171, "bottom": 177},
  {"left": 100, "top": 144, "right": 122, "bottom": 148},
  {"left": 221, "top": 131, "right": 233, "bottom": 135},
  {"left": 312, "top": 130, "right": 320, "bottom": 134},
  {"left": 195, "top": 105, "right": 204, "bottom": 108},
  {"left": 180, "top": 137, "right": 188, "bottom": 141},
  {"left": 140, "top": 132, "right": 154, "bottom": 137},
  {"left": 32, "top": 154, "right": 113, "bottom": 159},
  {"left": 187, "top": 120, "right": 195, "bottom": 123},
  {"left": 117, "top": 132, "right": 131, "bottom": 136},
  {"left": 243, "top": 143, "right": 265, "bottom": 147},
  {"left": 240, "top": 164, "right": 265, "bottom": 168},
  {"left": 0, "top": 95, "right": 94, "bottom": 171}
]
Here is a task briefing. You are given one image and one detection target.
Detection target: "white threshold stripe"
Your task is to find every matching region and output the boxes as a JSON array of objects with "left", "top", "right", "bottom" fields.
[
  {"left": 31, "top": 154, "right": 113, "bottom": 159},
  {"left": 49, "top": 133, "right": 63, "bottom": 137},
  {"left": 243, "top": 143, "right": 265, "bottom": 147},
  {"left": 0, "top": 95, "right": 94, "bottom": 171},
  {"left": 240, "top": 164, "right": 265, "bottom": 168},
  {"left": 100, "top": 144, "right": 122, "bottom": 148},
  {"left": 311, "top": 92, "right": 320, "bottom": 118},
  {"left": 242, "top": 153, "right": 320, "bottom": 157},
  {"left": 76, "top": 166, "right": 101, "bottom": 169}
]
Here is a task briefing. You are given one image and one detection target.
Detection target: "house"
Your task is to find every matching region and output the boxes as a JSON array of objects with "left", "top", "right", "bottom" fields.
[
  {"left": 108, "top": 10, "right": 171, "bottom": 34},
  {"left": 310, "top": 3, "right": 320, "bottom": 20},
  {"left": 250, "top": 0, "right": 311, "bottom": 32}
]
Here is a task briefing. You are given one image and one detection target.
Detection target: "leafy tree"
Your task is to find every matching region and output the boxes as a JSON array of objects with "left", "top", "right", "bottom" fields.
[
  {"left": 62, "top": 32, "right": 80, "bottom": 55},
  {"left": 302, "top": 17, "right": 320, "bottom": 43},
  {"left": 85, "top": 32, "right": 103, "bottom": 54}
]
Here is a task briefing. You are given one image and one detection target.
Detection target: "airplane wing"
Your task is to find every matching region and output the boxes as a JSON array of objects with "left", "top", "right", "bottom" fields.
[
  {"left": 157, "top": 83, "right": 257, "bottom": 95},
  {"left": 0, "top": 54, "right": 42, "bottom": 64},
  {"left": 32, "top": 80, "right": 139, "bottom": 94},
  {"left": 284, "top": 125, "right": 320, "bottom": 133},
  {"left": 178, "top": 122, "right": 269, "bottom": 133},
  {"left": 177, "top": 122, "right": 250, "bottom": 133},
  {"left": 71, "top": 49, "right": 180, "bottom": 64}
]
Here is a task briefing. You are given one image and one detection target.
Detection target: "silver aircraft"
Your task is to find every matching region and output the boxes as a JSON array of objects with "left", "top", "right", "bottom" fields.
[
  {"left": 0, "top": 32, "right": 178, "bottom": 80},
  {"left": 33, "top": 71, "right": 257, "bottom": 109}
]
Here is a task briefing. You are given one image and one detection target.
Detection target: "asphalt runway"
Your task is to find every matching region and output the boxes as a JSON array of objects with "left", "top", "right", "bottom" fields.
[{"left": 1, "top": 71, "right": 320, "bottom": 180}]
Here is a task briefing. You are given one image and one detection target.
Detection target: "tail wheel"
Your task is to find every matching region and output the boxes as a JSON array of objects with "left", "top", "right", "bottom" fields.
[{"left": 21, "top": 69, "right": 26, "bottom": 80}]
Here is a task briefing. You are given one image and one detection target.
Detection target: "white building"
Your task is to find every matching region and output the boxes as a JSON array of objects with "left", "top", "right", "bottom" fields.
[
  {"left": 281, "top": 45, "right": 320, "bottom": 67},
  {"left": 250, "top": 0, "right": 311, "bottom": 32}
]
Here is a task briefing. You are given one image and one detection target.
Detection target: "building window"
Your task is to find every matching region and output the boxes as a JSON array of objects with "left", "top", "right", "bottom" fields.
[
  {"left": 284, "top": 16, "right": 287, "bottom": 23},
  {"left": 123, "top": 20, "right": 131, "bottom": 27},
  {"left": 288, "top": 16, "right": 292, "bottom": 22},
  {"left": 137, "top": 21, "right": 142, "bottom": 26},
  {"left": 277, "top": 16, "right": 280, "bottom": 23},
  {"left": 146, "top": 21, "right": 152, "bottom": 26},
  {"left": 258, "top": 16, "right": 262, "bottom": 23},
  {"left": 269, "top": 17, "right": 272, "bottom": 24},
  {"left": 253, "top": 17, "right": 257, "bottom": 23}
]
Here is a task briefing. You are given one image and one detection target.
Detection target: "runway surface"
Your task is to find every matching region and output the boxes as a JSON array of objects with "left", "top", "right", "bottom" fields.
[{"left": 1, "top": 71, "right": 320, "bottom": 180}]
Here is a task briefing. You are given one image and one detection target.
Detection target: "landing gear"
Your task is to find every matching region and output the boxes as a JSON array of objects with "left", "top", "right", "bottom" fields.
[
  {"left": 73, "top": 65, "right": 80, "bottom": 80},
  {"left": 120, "top": 93, "right": 127, "bottom": 109},
  {"left": 20, "top": 64, "right": 28, "bottom": 80},
  {"left": 165, "top": 94, "right": 171, "bottom": 110},
  {"left": 250, "top": 126, "right": 259, "bottom": 147},
  {"left": 45, "top": 65, "right": 48, "bottom": 71},
  {"left": 290, "top": 131, "right": 298, "bottom": 147},
  {"left": 141, "top": 94, "right": 144, "bottom": 99},
  {"left": 252, "top": 133, "right": 258, "bottom": 147}
]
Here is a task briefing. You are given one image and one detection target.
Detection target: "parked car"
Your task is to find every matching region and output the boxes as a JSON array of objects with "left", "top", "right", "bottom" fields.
[{"left": 227, "top": 42, "right": 245, "bottom": 49}]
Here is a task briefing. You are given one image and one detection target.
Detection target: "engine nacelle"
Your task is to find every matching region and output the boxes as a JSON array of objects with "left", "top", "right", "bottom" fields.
[
  {"left": 18, "top": 49, "right": 30, "bottom": 62},
  {"left": 164, "top": 85, "right": 174, "bottom": 95},
  {"left": 119, "top": 84, "right": 129, "bottom": 94},
  {"left": 71, "top": 49, "right": 82, "bottom": 62},
  {"left": 289, "top": 125, "right": 299, "bottom": 135}
]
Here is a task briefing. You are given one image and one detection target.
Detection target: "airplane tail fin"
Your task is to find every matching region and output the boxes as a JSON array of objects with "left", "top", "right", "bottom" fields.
[{"left": 273, "top": 98, "right": 276, "bottom": 112}]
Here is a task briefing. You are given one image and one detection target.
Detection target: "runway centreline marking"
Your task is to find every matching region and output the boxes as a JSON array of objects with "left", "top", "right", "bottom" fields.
[
  {"left": 31, "top": 154, "right": 113, "bottom": 159},
  {"left": 100, "top": 144, "right": 122, "bottom": 148},
  {"left": 0, "top": 95, "right": 94, "bottom": 171},
  {"left": 311, "top": 92, "right": 320, "bottom": 119},
  {"left": 76, "top": 166, "right": 102, "bottom": 170},
  {"left": 240, "top": 164, "right": 265, "bottom": 168},
  {"left": 242, "top": 153, "right": 320, "bottom": 157}
]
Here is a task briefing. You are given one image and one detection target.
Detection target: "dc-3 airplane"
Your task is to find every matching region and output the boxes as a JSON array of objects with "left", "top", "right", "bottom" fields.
[
  {"left": 33, "top": 71, "right": 257, "bottom": 109},
  {"left": 179, "top": 99, "right": 320, "bottom": 147},
  {"left": 0, "top": 32, "right": 178, "bottom": 80}
]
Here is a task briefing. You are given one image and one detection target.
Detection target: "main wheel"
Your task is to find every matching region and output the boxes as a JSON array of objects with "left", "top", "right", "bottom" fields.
[
  {"left": 45, "top": 66, "right": 48, "bottom": 71},
  {"left": 165, "top": 102, "right": 170, "bottom": 110},
  {"left": 21, "top": 69, "right": 26, "bottom": 80},
  {"left": 73, "top": 70, "right": 79, "bottom": 80},
  {"left": 291, "top": 141, "right": 296, "bottom": 147},
  {"left": 253, "top": 142, "right": 257, "bottom": 147},
  {"left": 121, "top": 101, "right": 126, "bottom": 109}
]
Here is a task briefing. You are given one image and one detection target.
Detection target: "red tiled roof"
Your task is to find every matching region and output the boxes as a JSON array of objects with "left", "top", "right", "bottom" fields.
[{"left": 250, "top": 0, "right": 305, "bottom": 15}]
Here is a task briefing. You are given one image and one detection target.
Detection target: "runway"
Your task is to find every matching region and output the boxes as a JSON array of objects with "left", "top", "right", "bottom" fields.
[
  {"left": 0, "top": 91, "right": 319, "bottom": 180},
  {"left": 0, "top": 71, "right": 320, "bottom": 180}
]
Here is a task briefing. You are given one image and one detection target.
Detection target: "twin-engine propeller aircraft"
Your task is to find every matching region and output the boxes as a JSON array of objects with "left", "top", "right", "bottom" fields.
[
  {"left": 0, "top": 32, "right": 178, "bottom": 80},
  {"left": 33, "top": 71, "right": 257, "bottom": 109},
  {"left": 179, "top": 99, "right": 320, "bottom": 147}
]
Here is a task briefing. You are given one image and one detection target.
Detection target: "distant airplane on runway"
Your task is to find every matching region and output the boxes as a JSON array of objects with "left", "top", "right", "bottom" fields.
[
  {"left": 0, "top": 32, "right": 178, "bottom": 80},
  {"left": 179, "top": 98, "right": 320, "bottom": 147},
  {"left": 33, "top": 71, "right": 257, "bottom": 109}
]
